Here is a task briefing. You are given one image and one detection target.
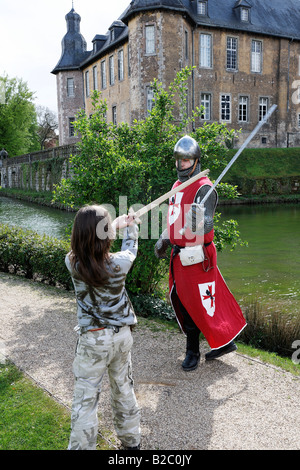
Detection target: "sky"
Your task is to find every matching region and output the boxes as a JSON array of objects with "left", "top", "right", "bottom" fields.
[{"left": 0, "top": 0, "right": 131, "bottom": 115}]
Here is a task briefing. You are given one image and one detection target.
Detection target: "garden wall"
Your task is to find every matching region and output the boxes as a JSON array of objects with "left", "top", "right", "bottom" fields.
[{"left": 0, "top": 145, "right": 78, "bottom": 191}]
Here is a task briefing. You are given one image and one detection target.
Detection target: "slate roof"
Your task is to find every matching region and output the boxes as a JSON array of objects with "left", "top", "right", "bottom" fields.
[
  {"left": 52, "top": 8, "right": 90, "bottom": 74},
  {"left": 53, "top": 1, "right": 300, "bottom": 73},
  {"left": 121, "top": 0, "right": 300, "bottom": 40},
  {"left": 79, "top": 21, "right": 129, "bottom": 68}
]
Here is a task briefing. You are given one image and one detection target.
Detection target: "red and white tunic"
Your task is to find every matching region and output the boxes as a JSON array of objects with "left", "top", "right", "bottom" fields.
[{"left": 167, "top": 176, "right": 246, "bottom": 350}]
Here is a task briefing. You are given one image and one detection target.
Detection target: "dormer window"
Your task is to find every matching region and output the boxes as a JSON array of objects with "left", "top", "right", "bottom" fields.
[
  {"left": 197, "top": 1, "right": 207, "bottom": 16},
  {"left": 108, "top": 21, "right": 126, "bottom": 43},
  {"left": 241, "top": 7, "right": 249, "bottom": 22},
  {"left": 234, "top": 0, "right": 251, "bottom": 23}
]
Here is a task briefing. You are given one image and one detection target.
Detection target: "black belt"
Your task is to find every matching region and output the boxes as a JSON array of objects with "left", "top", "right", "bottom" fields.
[
  {"left": 173, "top": 241, "right": 211, "bottom": 256},
  {"left": 171, "top": 242, "right": 212, "bottom": 278}
]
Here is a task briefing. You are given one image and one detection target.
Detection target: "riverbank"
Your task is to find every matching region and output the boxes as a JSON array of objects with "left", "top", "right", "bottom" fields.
[
  {"left": 0, "top": 271, "right": 299, "bottom": 450},
  {"left": 218, "top": 193, "right": 300, "bottom": 205},
  {"left": 1, "top": 186, "right": 299, "bottom": 211},
  {"left": 0, "top": 188, "right": 76, "bottom": 211}
]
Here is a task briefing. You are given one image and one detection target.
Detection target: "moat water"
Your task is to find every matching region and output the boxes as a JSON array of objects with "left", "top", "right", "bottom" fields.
[
  {"left": 0, "top": 196, "right": 75, "bottom": 239},
  {"left": 217, "top": 203, "right": 299, "bottom": 313},
  {"left": 0, "top": 195, "right": 299, "bottom": 313}
]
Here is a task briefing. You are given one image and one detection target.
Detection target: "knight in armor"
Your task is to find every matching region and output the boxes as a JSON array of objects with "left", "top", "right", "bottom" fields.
[{"left": 155, "top": 135, "right": 246, "bottom": 371}]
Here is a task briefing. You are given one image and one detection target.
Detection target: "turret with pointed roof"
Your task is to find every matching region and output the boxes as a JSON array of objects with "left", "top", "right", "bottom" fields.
[{"left": 52, "top": 8, "right": 90, "bottom": 74}]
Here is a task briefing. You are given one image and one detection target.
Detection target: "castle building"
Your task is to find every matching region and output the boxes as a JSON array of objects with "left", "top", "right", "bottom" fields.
[{"left": 52, "top": 0, "right": 300, "bottom": 148}]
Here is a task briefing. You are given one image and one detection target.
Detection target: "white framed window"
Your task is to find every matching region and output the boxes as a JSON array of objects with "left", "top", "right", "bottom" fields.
[
  {"left": 112, "top": 106, "right": 117, "bottom": 125},
  {"left": 200, "top": 33, "right": 212, "bottom": 68},
  {"left": 101, "top": 60, "right": 106, "bottom": 89},
  {"left": 259, "top": 97, "right": 268, "bottom": 121},
  {"left": 220, "top": 94, "right": 231, "bottom": 122},
  {"left": 85, "top": 71, "right": 90, "bottom": 97},
  {"left": 227, "top": 37, "right": 238, "bottom": 71},
  {"left": 146, "top": 86, "right": 155, "bottom": 115},
  {"left": 239, "top": 96, "right": 249, "bottom": 122},
  {"left": 118, "top": 49, "right": 124, "bottom": 81},
  {"left": 145, "top": 25, "right": 155, "bottom": 54},
  {"left": 93, "top": 66, "right": 98, "bottom": 91},
  {"left": 69, "top": 117, "right": 75, "bottom": 137},
  {"left": 251, "top": 40, "right": 262, "bottom": 73},
  {"left": 241, "top": 7, "right": 249, "bottom": 22},
  {"left": 67, "top": 78, "right": 74, "bottom": 97},
  {"left": 197, "top": 1, "right": 207, "bottom": 15},
  {"left": 109, "top": 55, "right": 115, "bottom": 86},
  {"left": 298, "top": 113, "right": 300, "bottom": 128},
  {"left": 200, "top": 93, "right": 211, "bottom": 120}
]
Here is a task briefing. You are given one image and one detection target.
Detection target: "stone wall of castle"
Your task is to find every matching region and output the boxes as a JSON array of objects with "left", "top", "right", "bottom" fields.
[
  {"left": 80, "top": 10, "right": 300, "bottom": 149},
  {"left": 0, "top": 145, "right": 77, "bottom": 191}
]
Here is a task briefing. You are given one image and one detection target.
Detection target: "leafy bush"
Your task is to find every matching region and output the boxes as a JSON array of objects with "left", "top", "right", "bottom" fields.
[
  {"left": 0, "top": 224, "right": 72, "bottom": 289},
  {"left": 52, "top": 67, "right": 245, "bottom": 294},
  {"left": 130, "top": 293, "right": 175, "bottom": 322}
]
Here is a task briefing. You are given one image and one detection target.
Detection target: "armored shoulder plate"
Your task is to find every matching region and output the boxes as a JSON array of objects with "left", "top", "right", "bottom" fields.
[{"left": 195, "top": 185, "right": 218, "bottom": 234}]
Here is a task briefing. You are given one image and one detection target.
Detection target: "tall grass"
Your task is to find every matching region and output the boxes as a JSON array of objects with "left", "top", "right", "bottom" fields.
[{"left": 239, "top": 300, "right": 300, "bottom": 358}]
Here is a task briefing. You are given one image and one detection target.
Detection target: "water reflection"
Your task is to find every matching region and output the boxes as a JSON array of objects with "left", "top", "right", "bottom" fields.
[
  {"left": 0, "top": 195, "right": 299, "bottom": 313},
  {"left": 217, "top": 203, "right": 300, "bottom": 313},
  {"left": 0, "top": 196, "right": 75, "bottom": 239}
]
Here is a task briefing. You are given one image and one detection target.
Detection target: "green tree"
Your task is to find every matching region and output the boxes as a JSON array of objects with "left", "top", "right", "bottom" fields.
[
  {"left": 36, "top": 105, "right": 58, "bottom": 150},
  {"left": 0, "top": 74, "right": 39, "bottom": 156},
  {"left": 53, "top": 67, "right": 245, "bottom": 294}
]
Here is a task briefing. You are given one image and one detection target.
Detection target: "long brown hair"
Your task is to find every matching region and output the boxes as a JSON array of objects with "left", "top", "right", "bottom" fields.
[{"left": 69, "top": 205, "right": 114, "bottom": 286}]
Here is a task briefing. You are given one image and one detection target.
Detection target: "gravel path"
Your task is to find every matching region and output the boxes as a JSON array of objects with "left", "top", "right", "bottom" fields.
[{"left": 0, "top": 272, "right": 299, "bottom": 450}]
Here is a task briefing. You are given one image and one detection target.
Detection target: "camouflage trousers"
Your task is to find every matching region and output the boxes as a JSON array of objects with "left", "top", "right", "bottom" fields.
[{"left": 68, "top": 325, "right": 141, "bottom": 450}]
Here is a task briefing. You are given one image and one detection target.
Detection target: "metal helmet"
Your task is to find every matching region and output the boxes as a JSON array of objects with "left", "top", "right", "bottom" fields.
[{"left": 173, "top": 135, "right": 201, "bottom": 161}]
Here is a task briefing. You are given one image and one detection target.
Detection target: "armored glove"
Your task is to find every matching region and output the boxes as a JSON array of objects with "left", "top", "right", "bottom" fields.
[
  {"left": 154, "top": 229, "right": 171, "bottom": 259},
  {"left": 185, "top": 203, "right": 205, "bottom": 236}
]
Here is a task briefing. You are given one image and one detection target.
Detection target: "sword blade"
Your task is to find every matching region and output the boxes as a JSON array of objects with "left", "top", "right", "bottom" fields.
[
  {"left": 179, "top": 103, "right": 277, "bottom": 235},
  {"left": 200, "top": 104, "right": 277, "bottom": 206}
]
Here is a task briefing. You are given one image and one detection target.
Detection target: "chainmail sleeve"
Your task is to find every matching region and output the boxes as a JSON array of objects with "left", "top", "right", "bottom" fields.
[
  {"left": 154, "top": 228, "right": 171, "bottom": 259},
  {"left": 194, "top": 185, "right": 218, "bottom": 234}
]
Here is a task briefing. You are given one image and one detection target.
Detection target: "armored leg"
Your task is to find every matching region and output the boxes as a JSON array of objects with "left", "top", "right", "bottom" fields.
[{"left": 178, "top": 298, "right": 200, "bottom": 371}]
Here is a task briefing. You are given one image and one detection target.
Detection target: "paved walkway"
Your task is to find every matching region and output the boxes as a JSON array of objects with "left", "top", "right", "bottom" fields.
[{"left": 0, "top": 272, "right": 299, "bottom": 450}]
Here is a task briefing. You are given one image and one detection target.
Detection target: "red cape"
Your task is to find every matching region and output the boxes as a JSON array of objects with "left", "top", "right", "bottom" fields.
[{"left": 168, "top": 177, "right": 246, "bottom": 350}]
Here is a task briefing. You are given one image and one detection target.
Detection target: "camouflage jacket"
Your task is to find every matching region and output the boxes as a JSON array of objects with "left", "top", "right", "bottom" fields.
[{"left": 65, "top": 224, "right": 138, "bottom": 334}]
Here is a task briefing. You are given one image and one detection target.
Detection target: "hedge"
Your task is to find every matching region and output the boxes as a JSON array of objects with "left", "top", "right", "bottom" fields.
[
  {"left": 0, "top": 223, "right": 72, "bottom": 290},
  {"left": 0, "top": 223, "right": 176, "bottom": 321}
]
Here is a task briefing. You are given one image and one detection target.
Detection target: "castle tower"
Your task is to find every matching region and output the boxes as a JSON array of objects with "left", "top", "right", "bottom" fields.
[{"left": 52, "top": 8, "right": 89, "bottom": 145}]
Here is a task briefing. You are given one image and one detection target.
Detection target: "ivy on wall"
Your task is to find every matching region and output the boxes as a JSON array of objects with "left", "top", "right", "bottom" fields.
[{"left": 20, "top": 156, "right": 68, "bottom": 191}]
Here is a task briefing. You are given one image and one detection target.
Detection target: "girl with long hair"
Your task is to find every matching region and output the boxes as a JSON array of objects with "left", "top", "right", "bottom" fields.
[{"left": 66, "top": 205, "right": 141, "bottom": 450}]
